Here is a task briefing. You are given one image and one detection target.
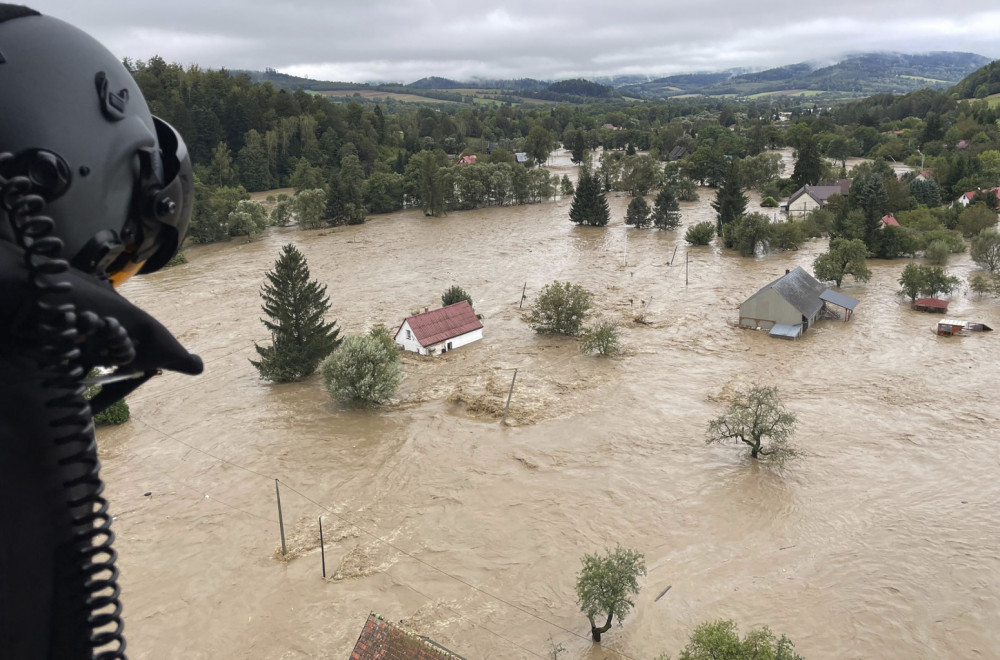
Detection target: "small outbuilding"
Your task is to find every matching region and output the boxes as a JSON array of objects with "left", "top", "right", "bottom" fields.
[
  {"left": 394, "top": 301, "right": 483, "bottom": 356},
  {"left": 739, "top": 267, "right": 858, "bottom": 337},
  {"left": 913, "top": 298, "right": 949, "bottom": 313}
]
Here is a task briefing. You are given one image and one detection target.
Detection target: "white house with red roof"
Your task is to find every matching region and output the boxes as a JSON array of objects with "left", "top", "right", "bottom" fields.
[
  {"left": 956, "top": 187, "right": 1000, "bottom": 207},
  {"left": 394, "top": 301, "right": 483, "bottom": 355},
  {"left": 880, "top": 213, "right": 900, "bottom": 228}
]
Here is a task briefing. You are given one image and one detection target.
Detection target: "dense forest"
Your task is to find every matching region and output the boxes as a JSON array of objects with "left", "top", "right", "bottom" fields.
[{"left": 127, "top": 55, "right": 1000, "bottom": 259}]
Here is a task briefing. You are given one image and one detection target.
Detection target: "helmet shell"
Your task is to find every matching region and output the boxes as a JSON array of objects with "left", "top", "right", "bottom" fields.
[{"left": 0, "top": 10, "right": 189, "bottom": 275}]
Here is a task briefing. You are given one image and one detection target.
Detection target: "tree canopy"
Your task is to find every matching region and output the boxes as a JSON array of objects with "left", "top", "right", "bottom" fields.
[
  {"left": 251, "top": 244, "right": 341, "bottom": 382},
  {"left": 575, "top": 545, "right": 646, "bottom": 642},
  {"left": 707, "top": 385, "right": 798, "bottom": 464}
]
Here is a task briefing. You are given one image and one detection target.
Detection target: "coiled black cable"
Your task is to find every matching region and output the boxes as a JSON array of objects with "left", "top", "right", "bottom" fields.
[{"left": 1, "top": 154, "right": 131, "bottom": 659}]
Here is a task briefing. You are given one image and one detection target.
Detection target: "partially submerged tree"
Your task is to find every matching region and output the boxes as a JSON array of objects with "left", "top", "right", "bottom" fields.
[
  {"left": 707, "top": 385, "right": 798, "bottom": 464},
  {"left": 575, "top": 545, "right": 646, "bottom": 642},
  {"left": 582, "top": 320, "right": 623, "bottom": 357},
  {"left": 625, "top": 196, "right": 652, "bottom": 228},
  {"left": 711, "top": 161, "right": 748, "bottom": 236},
  {"left": 294, "top": 188, "right": 328, "bottom": 229},
  {"left": 320, "top": 326, "right": 400, "bottom": 405},
  {"left": 971, "top": 228, "right": 1000, "bottom": 273},
  {"left": 529, "top": 281, "right": 593, "bottom": 336},
  {"left": 652, "top": 186, "right": 682, "bottom": 230},
  {"left": 658, "top": 619, "right": 803, "bottom": 660},
  {"left": 441, "top": 285, "right": 473, "bottom": 308},
  {"left": 813, "top": 238, "right": 871, "bottom": 287},
  {"left": 569, "top": 167, "right": 611, "bottom": 227},
  {"left": 898, "top": 263, "right": 961, "bottom": 301},
  {"left": 251, "top": 244, "right": 341, "bottom": 382},
  {"left": 685, "top": 221, "right": 715, "bottom": 246}
]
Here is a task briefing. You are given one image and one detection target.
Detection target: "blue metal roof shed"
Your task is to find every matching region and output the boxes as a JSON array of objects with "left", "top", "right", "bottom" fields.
[
  {"left": 770, "top": 323, "right": 803, "bottom": 340},
  {"left": 819, "top": 289, "right": 859, "bottom": 320}
]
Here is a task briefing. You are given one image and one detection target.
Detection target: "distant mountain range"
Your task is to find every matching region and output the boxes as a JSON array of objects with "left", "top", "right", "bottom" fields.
[
  {"left": 623, "top": 52, "right": 991, "bottom": 98},
  {"left": 238, "top": 51, "right": 993, "bottom": 102}
]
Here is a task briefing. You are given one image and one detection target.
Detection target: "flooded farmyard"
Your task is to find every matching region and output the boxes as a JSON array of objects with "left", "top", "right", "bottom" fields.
[{"left": 100, "top": 151, "right": 1000, "bottom": 659}]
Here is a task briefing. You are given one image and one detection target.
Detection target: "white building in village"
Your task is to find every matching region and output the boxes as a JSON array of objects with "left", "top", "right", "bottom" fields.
[{"left": 394, "top": 301, "right": 483, "bottom": 356}]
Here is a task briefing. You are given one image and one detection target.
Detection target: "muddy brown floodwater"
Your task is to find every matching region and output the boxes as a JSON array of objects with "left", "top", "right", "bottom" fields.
[{"left": 100, "top": 149, "right": 1000, "bottom": 660}]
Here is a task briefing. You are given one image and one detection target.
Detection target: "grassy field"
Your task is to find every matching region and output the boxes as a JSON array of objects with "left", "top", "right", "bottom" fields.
[{"left": 900, "top": 74, "right": 950, "bottom": 84}]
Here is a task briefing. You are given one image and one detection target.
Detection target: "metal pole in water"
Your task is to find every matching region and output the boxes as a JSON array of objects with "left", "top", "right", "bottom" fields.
[
  {"left": 319, "top": 516, "right": 326, "bottom": 578},
  {"left": 519, "top": 282, "right": 527, "bottom": 308},
  {"left": 686, "top": 252, "right": 689, "bottom": 286},
  {"left": 275, "top": 479, "right": 287, "bottom": 556},
  {"left": 502, "top": 369, "right": 518, "bottom": 425}
]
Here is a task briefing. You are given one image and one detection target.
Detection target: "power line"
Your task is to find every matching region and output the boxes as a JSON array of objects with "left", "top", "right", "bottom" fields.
[
  {"left": 277, "top": 481, "right": 638, "bottom": 658},
  {"left": 129, "top": 418, "right": 641, "bottom": 660},
  {"left": 133, "top": 418, "right": 273, "bottom": 481}
]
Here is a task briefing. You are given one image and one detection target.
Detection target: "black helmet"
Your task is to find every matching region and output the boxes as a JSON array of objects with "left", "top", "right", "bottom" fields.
[{"left": 0, "top": 5, "right": 193, "bottom": 283}]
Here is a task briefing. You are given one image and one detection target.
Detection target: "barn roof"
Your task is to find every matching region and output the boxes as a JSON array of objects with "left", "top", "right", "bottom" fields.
[
  {"left": 745, "top": 267, "right": 826, "bottom": 318},
  {"left": 350, "top": 612, "right": 467, "bottom": 660},
  {"left": 915, "top": 297, "right": 949, "bottom": 309},
  {"left": 401, "top": 301, "right": 482, "bottom": 347}
]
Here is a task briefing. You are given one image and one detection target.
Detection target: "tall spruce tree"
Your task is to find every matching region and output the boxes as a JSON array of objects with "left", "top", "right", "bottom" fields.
[
  {"left": 569, "top": 167, "right": 610, "bottom": 227},
  {"left": 792, "top": 135, "right": 824, "bottom": 187},
  {"left": 711, "top": 161, "right": 748, "bottom": 235},
  {"left": 251, "top": 244, "right": 341, "bottom": 383},
  {"left": 651, "top": 187, "right": 682, "bottom": 230}
]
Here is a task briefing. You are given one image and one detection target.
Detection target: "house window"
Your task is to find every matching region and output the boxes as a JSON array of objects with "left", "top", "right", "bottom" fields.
[{"left": 406, "top": 329, "right": 411, "bottom": 340}]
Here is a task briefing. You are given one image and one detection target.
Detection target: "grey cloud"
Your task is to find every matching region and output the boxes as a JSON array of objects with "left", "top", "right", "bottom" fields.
[{"left": 32, "top": 0, "right": 1000, "bottom": 82}]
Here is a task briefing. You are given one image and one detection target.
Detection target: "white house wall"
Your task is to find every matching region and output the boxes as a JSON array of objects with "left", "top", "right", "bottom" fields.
[
  {"left": 395, "top": 324, "right": 483, "bottom": 356},
  {"left": 788, "top": 196, "right": 820, "bottom": 217},
  {"left": 394, "top": 321, "right": 427, "bottom": 354},
  {"left": 424, "top": 328, "right": 484, "bottom": 355}
]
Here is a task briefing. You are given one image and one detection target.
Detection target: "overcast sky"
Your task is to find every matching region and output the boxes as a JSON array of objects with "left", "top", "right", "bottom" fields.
[{"left": 29, "top": 1, "right": 1000, "bottom": 83}]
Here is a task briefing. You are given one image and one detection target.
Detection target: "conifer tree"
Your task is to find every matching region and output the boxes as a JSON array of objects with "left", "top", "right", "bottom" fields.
[
  {"left": 711, "top": 161, "right": 748, "bottom": 235},
  {"left": 251, "top": 244, "right": 341, "bottom": 383},
  {"left": 651, "top": 187, "right": 682, "bottom": 230},
  {"left": 569, "top": 167, "right": 610, "bottom": 227},
  {"left": 625, "top": 196, "right": 651, "bottom": 228}
]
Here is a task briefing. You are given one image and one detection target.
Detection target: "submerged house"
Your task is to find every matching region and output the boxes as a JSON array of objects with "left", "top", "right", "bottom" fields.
[
  {"left": 350, "top": 612, "right": 467, "bottom": 660},
  {"left": 394, "top": 301, "right": 483, "bottom": 356},
  {"left": 739, "top": 267, "right": 858, "bottom": 339},
  {"left": 783, "top": 180, "right": 852, "bottom": 217}
]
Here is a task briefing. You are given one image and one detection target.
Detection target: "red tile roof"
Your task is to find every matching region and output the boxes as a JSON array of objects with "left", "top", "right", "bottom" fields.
[
  {"left": 350, "top": 613, "right": 466, "bottom": 660},
  {"left": 457, "top": 155, "right": 477, "bottom": 165},
  {"left": 402, "top": 301, "right": 482, "bottom": 348},
  {"left": 915, "top": 298, "right": 949, "bottom": 309},
  {"left": 881, "top": 214, "right": 900, "bottom": 227}
]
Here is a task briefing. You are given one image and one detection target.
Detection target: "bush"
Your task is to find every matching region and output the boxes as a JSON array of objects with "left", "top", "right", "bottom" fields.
[
  {"left": 581, "top": 320, "right": 622, "bottom": 356},
  {"left": 971, "top": 228, "right": 1000, "bottom": 272},
  {"left": 320, "top": 328, "right": 401, "bottom": 405},
  {"left": 770, "top": 221, "right": 805, "bottom": 251},
  {"left": 659, "top": 619, "right": 803, "bottom": 660},
  {"left": 529, "top": 281, "right": 592, "bottom": 336},
  {"left": 685, "top": 221, "right": 715, "bottom": 245},
  {"left": 760, "top": 196, "right": 779, "bottom": 207},
  {"left": 442, "top": 285, "right": 473, "bottom": 307},
  {"left": 94, "top": 399, "right": 130, "bottom": 426}
]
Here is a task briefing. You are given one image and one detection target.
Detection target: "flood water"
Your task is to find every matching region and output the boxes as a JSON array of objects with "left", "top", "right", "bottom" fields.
[{"left": 101, "top": 150, "right": 1000, "bottom": 659}]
